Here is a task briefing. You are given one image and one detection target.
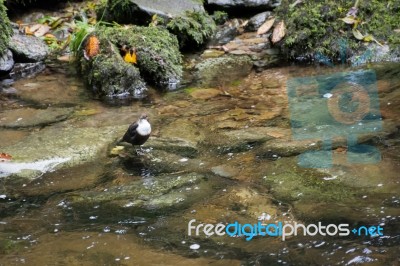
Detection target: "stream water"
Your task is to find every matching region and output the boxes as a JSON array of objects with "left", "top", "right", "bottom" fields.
[{"left": 0, "top": 61, "right": 399, "bottom": 265}]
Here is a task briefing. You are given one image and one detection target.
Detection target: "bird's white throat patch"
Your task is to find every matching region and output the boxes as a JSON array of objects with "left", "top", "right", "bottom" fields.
[{"left": 137, "top": 119, "right": 151, "bottom": 136}]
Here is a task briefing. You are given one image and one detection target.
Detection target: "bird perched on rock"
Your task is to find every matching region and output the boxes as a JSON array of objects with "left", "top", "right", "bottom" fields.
[{"left": 121, "top": 113, "right": 151, "bottom": 148}]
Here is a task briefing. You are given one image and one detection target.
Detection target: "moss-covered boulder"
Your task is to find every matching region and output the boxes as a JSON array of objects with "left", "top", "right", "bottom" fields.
[
  {"left": 166, "top": 10, "right": 217, "bottom": 49},
  {"left": 0, "top": 0, "right": 12, "bottom": 55},
  {"left": 275, "top": 0, "right": 400, "bottom": 61},
  {"left": 96, "top": 1, "right": 216, "bottom": 49},
  {"left": 194, "top": 55, "right": 252, "bottom": 86},
  {"left": 96, "top": 0, "right": 205, "bottom": 25},
  {"left": 79, "top": 25, "right": 182, "bottom": 97}
]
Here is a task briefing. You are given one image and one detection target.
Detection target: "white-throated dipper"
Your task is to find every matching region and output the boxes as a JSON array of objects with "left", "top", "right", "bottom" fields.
[{"left": 122, "top": 113, "right": 151, "bottom": 147}]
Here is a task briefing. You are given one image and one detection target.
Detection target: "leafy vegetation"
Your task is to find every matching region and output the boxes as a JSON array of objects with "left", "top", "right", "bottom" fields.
[
  {"left": 0, "top": 0, "right": 12, "bottom": 54},
  {"left": 167, "top": 10, "right": 216, "bottom": 49},
  {"left": 211, "top": 10, "right": 228, "bottom": 25},
  {"left": 275, "top": 0, "right": 400, "bottom": 60}
]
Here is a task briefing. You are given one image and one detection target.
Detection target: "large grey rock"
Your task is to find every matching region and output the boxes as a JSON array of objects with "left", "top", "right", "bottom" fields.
[
  {"left": 130, "top": 0, "right": 204, "bottom": 18},
  {"left": 207, "top": 0, "right": 281, "bottom": 10},
  {"left": 8, "top": 31, "right": 49, "bottom": 62},
  {"left": 208, "top": 19, "right": 240, "bottom": 46},
  {"left": 0, "top": 107, "right": 74, "bottom": 128},
  {"left": 0, "top": 49, "right": 14, "bottom": 72}
]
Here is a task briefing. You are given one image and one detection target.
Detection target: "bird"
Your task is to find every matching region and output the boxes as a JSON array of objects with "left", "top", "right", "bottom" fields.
[{"left": 121, "top": 113, "right": 151, "bottom": 151}]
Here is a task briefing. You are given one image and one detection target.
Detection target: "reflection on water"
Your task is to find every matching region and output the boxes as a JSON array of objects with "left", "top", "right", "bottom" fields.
[{"left": 0, "top": 63, "right": 399, "bottom": 265}]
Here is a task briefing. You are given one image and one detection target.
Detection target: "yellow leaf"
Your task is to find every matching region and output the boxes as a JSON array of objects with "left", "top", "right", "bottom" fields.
[
  {"left": 363, "top": 34, "right": 374, "bottom": 42},
  {"left": 33, "top": 24, "right": 51, "bottom": 37},
  {"left": 352, "top": 29, "right": 364, "bottom": 40},
  {"left": 257, "top": 17, "right": 275, "bottom": 35},
  {"left": 271, "top": 21, "right": 286, "bottom": 44},
  {"left": 340, "top": 16, "right": 357, "bottom": 24},
  {"left": 124, "top": 50, "right": 137, "bottom": 64}
]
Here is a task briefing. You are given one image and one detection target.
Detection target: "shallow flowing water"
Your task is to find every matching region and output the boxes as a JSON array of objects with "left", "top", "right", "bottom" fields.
[{"left": 0, "top": 61, "right": 399, "bottom": 265}]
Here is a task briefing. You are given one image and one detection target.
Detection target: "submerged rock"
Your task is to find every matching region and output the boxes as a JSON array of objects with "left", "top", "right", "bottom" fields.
[
  {"left": 0, "top": 107, "right": 74, "bottom": 128},
  {"left": 195, "top": 55, "right": 252, "bottom": 86},
  {"left": 8, "top": 30, "right": 49, "bottom": 62},
  {"left": 9, "top": 62, "right": 45, "bottom": 80},
  {"left": 0, "top": 124, "right": 126, "bottom": 179},
  {"left": 65, "top": 172, "right": 212, "bottom": 217}
]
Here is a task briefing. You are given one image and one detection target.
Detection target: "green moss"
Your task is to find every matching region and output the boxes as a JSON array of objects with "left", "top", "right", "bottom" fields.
[
  {"left": 212, "top": 10, "right": 228, "bottom": 25},
  {"left": 0, "top": 0, "right": 12, "bottom": 55},
  {"left": 167, "top": 10, "right": 216, "bottom": 48},
  {"left": 96, "top": 25, "right": 182, "bottom": 86},
  {"left": 96, "top": 0, "right": 150, "bottom": 25},
  {"left": 79, "top": 25, "right": 182, "bottom": 95},
  {"left": 275, "top": 0, "right": 400, "bottom": 60}
]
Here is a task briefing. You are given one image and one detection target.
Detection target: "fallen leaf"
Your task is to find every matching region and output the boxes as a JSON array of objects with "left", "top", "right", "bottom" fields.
[
  {"left": 123, "top": 48, "right": 137, "bottom": 64},
  {"left": 340, "top": 16, "right": 357, "bottom": 24},
  {"left": 394, "top": 29, "right": 400, "bottom": 33},
  {"left": 352, "top": 28, "right": 364, "bottom": 40},
  {"left": 84, "top": 35, "right": 100, "bottom": 60},
  {"left": 363, "top": 34, "right": 374, "bottom": 42},
  {"left": 271, "top": 21, "right": 286, "bottom": 43},
  {"left": 110, "top": 146, "right": 125, "bottom": 156},
  {"left": 257, "top": 17, "right": 275, "bottom": 35},
  {"left": 34, "top": 24, "right": 51, "bottom": 37},
  {"left": 0, "top": 153, "right": 12, "bottom": 161}
]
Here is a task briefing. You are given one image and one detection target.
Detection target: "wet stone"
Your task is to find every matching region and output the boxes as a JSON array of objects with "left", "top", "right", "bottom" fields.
[
  {"left": 0, "top": 124, "right": 126, "bottom": 179},
  {"left": 211, "top": 164, "right": 239, "bottom": 179},
  {"left": 146, "top": 137, "right": 199, "bottom": 158},
  {"left": 0, "top": 107, "right": 74, "bottom": 128},
  {"left": 216, "top": 127, "right": 279, "bottom": 153},
  {"left": 245, "top": 11, "right": 273, "bottom": 32},
  {"left": 8, "top": 31, "right": 49, "bottom": 62},
  {"left": 195, "top": 55, "right": 253, "bottom": 87},
  {"left": 64, "top": 172, "right": 213, "bottom": 218},
  {"left": 0, "top": 49, "right": 14, "bottom": 73},
  {"left": 9, "top": 62, "right": 46, "bottom": 80}
]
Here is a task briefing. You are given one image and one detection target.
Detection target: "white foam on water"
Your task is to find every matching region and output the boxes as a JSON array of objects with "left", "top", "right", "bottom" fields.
[{"left": 0, "top": 157, "right": 70, "bottom": 178}]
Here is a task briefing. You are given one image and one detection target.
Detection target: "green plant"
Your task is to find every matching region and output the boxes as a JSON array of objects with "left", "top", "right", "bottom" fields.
[
  {"left": 69, "top": 20, "right": 95, "bottom": 58},
  {"left": 212, "top": 11, "right": 228, "bottom": 25},
  {"left": 167, "top": 11, "right": 216, "bottom": 48},
  {"left": 0, "top": 0, "right": 12, "bottom": 54},
  {"left": 275, "top": 0, "right": 400, "bottom": 60}
]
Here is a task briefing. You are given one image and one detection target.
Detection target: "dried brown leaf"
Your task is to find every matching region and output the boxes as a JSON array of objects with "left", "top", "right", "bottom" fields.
[
  {"left": 271, "top": 21, "right": 286, "bottom": 43},
  {"left": 257, "top": 17, "right": 275, "bottom": 35}
]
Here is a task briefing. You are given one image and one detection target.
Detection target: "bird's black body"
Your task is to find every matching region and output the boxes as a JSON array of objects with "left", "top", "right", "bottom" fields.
[{"left": 122, "top": 114, "right": 151, "bottom": 146}]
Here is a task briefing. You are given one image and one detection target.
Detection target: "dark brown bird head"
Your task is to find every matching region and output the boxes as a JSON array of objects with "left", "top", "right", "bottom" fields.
[{"left": 139, "top": 113, "right": 148, "bottom": 121}]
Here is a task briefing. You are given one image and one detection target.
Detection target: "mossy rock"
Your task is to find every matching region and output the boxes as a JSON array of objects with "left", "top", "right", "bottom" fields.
[
  {"left": 166, "top": 10, "right": 217, "bottom": 49},
  {"left": 96, "top": 1, "right": 215, "bottom": 49},
  {"left": 0, "top": 0, "right": 12, "bottom": 55},
  {"left": 195, "top": 55, "right": 253, "bottom": 87},
  {"left": 276, "top": 0, "right": 400, "bottom": 61},
  {"left": 80, "top": 25, "right": 182, "bottom": 96},
  {"left": 96, "top": 0, "right": 205, "bottom": 25}
]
